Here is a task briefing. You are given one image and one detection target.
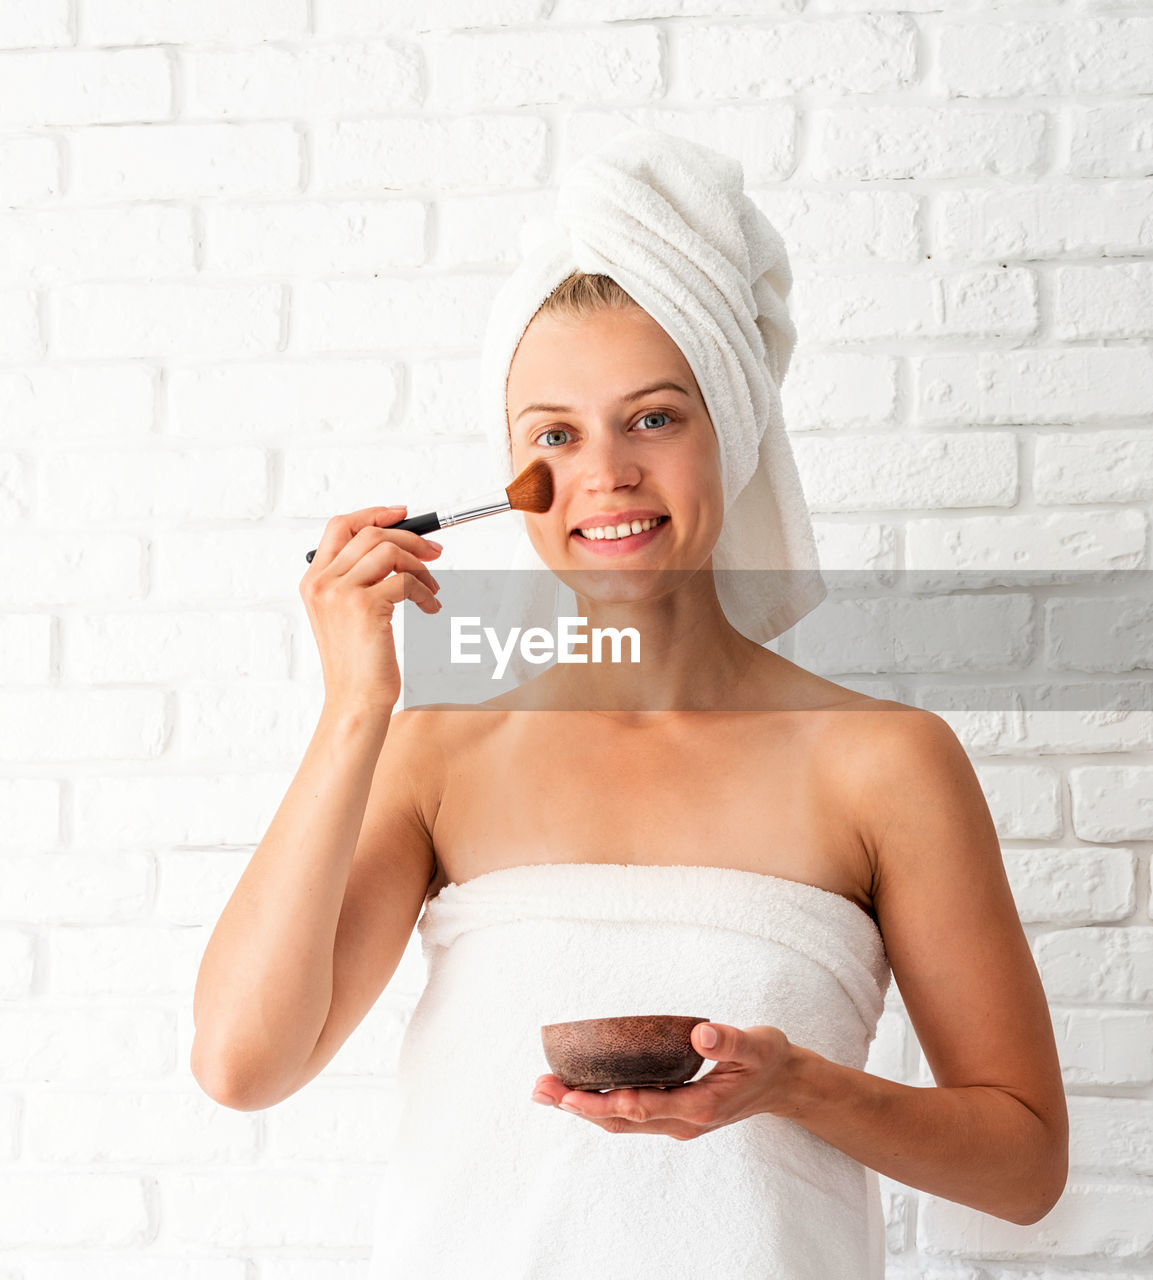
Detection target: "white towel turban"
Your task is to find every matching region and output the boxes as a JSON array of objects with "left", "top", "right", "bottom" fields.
[{"left": 478, "top": 126, "right": 826, "bottom": 672}]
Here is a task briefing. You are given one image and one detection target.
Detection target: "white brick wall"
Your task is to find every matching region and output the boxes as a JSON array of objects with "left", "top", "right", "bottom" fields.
[{"left": 1, "top": 1, "right": 1150, "bottom": 1275}]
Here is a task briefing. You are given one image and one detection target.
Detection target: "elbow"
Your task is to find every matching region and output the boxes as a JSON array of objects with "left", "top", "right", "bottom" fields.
[{"left": 1009, "top": 1142, "right": 1069, "bottom": 1226}]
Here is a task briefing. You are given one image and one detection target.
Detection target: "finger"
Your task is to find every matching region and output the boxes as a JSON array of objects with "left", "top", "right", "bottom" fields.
[
  {"left": 306, "top": 506, "right": 410, "bottom": 573},
  {"left": 367, "top": 563, "right": 442, "bottom": 614},
  {"left": 327, "top": 522, "right": 445, "bottom": 583},
  {"left": 343, "top": 538, "right": 442, "bottom": 598}
]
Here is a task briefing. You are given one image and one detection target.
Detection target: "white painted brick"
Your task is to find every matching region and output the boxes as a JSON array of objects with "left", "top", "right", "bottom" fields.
[
  {"left": 52, "top": 282, "right": 282, "bottom": 359},
  {"left": 72, "top": 773, "right": 289, "bottom": 846},
  {"left": 152, "top": 527, "right": 310, "bottom": 605},
  {"left": 36, "top": 446, "right": 269, "bottom": 523},
  {"left": 246, "top": 1265, "right": 361, "bottom": 1280},
  {"left": 0, "top": 1008, "right": 174, "bottom": 1081},
  {"left": 0, "top": 931, "right": 34, "bottom": 998},
  {"left": 168, "top": 358, "right": 400, "bottom": 439},
  {"left": 935, "top": 22, "right": 1066, "bottom": 97},
  {"left": 0, "top": 690, "right": 168, "bottom": 762},
  {"left": 0, "top": 614, "right": 51, "bottom": 683},
  {"left": 812, "top": 521, "right": 898, "bottom": 573},
  {"left": 49, "top": 924, "right": 207, "bottom": 997},
  {"left": 1015, "top": 708, "right": 1153, "bottom": 757},
  {"left": 84, "top": 0, "right": 307, "bottom": 46},
  {"left": 935, "top": 183, "right": 1153, "bottom": 261},
  {"left": 408, "top": 356, "right": 486, "bottom": 437},
  {"left": 906, "top": 511, "right": 1146, "bottom": 572},
  {"left": 0, "top": 1093, "right": 17, "bottom": 1161},
  {"left": 813, "top": 107, "right": 1045, "bottom": 181},
  {"left": 752, "top": 189, "right": 921, "bottom": 263},
  {"left": 154, "top": 848, "right": 254, "bottom": 927},
  {"left": 917, "top": 348, "right": 1153, "bottom": 425},
  {"left": 675, "top": 16, "right": 916, "bottom": 99},
  {"left": 204, "top": 200, "right": 425, "bottom": 276},
  {"left": 1035, "top": 432, "right": 1153, "bottom": 505},
  {"left": 0, "top": 779, "right": 60, "bottom": 849},
  {"left": 0, "top": 1173, "right": 148, "bottom": 1247},
  {"left": 1066, "top": 1096, "right": 1153, "bottom": 1175},
  {"left": 175, "top": 682, "right": 321, "bottom": 763},
  {"left": 781, "top": 352, "right": 899, "bottom": 428},
  {"left": 0, "top": 136, "right": 60, "bottom": 205},
  {"left": 792, "top": 267, "right": 1036, "bottom": 342},
  {"left": 316, "top": 0, "right": 543, "bottom": 35},
  {"left": 313, "top": 115, "right": 546, "bottom": 194},
  {"left": 0, "top": 206, "right": 194, "bottom": 287},
  {"left": 794, "top": 592, "right": 1033, "bottom": 677},
  {"left": 794, "top": 432, "right": 1018, "bottom": 512},
  {"left": 0, "top": 49, "right": 170, "bottom": 128},
  {"left": 0, "top": 366, "right": 154, "bottom": 439},
  {"left": 1044, "top": 595, "right": 1153, "bottom": 676},
  {"left": 1055, "top": 1008, "right": 1153, "bottom": 1087},
  {"left": 555, "top": 0, "right": 803, "bottom": 15},
  {"left": 1069, "top": 102, "right": 1153, "bottom": 180},
  {"left": 0, "top": 287, "right": 40, "bottom": 360},
  {"left": 919, "top": 1182, "right": 1153, "bottom": 1259},
  {"left": 1071, "top": 16, "right": 1153, "bottom": 94},
  {"left": 65, "top": 612, "right": 292, "bottom": 684},
  {"left": 0, "top": 853, "right": 152, "bottom": 922},
  {"left": 290, "top": 274, "right": 496, "bottom": 353},
  {"left": 0, "top": 0, "right": 69, "bottom": 48},
  {"left": 281, "top": 438, "right": 493, "bottom": 518},
  {"left": 1002, "top": 847, "right": 1135, "bottom": 924},
  {"left": 1, "top": 533, "right": 144, "bottom": 607},
  {"left": 0, "top": 451, "right": 30, "bottom": 522},
  {"left": 437, "top": 187, "right": 569, "bottom": 268},
  {"left": 71, "top": 122, "right": 301, "bottom": 201},
  {"left": 1053, "top": 263, "right": 1153, "bottom": 341},
  {"left": 185, "top": 42, "right": 420, "bottom": 119},
  {"left": 157, "top": 1172, "right": 372, "bottom": 1249},
  {"left": 973, "top": 765, "right": 1062, "bottom": 839},
  {"left": 24, "top": 1087, "right": 256, "bottom": 1162},
  {"left": 1035, "top": 927, "right": 1153, "bottom": 1004},
  {"left": 428, "top": 27, "right": 661, "bottom": 111},
  {"left": 1070, "top": 766, "right": 1153, "bottom": 841},
  {"left": 21, "top": 1262, "right": 245, "bottom": 1280},
  {"left": 262, "top": 1085, "right": 397, "bottom": 1161},
  {"left": 563, "top": 106, "right": 798, "bottom": 185}
]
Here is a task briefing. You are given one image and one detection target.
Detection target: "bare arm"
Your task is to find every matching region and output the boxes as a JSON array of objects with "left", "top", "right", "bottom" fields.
[
  {"left": 190, "top": 703, "right": 436, "bottom": 1110},
  {"left": 769, "top": 708, "right": 1069, "bottom": 1225}
]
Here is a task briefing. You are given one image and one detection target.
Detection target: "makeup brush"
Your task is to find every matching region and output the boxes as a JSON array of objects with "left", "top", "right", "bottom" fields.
[{"left": 304, "top": 458, "right": 554, "bottom": 563}]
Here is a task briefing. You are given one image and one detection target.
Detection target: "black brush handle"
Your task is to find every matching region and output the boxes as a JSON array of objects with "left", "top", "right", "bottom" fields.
[{"left": 304, "top": 510, "right": 443, "bottom": 564}]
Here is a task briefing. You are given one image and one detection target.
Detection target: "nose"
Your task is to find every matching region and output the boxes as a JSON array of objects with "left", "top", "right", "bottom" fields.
[{"left": 576, "top": 428, "right": 642, "bottom": 495}]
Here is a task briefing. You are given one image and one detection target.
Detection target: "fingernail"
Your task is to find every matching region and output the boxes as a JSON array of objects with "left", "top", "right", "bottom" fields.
[
  {"left": 558, "top": 1103, "right": 583, "bottom": 1115},
  {"left": 427, "top": 540, "right": 443, "bottom": 550},
  {"left": 699, "top": 1024, "right": 718, "bottom": 1048},
  {"left": 531, "top": 1092, "right": 552, "bottom": 1105}
]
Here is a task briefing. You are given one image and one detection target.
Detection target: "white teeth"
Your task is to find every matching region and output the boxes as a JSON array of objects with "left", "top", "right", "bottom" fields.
[{"left": 577, "top": 516, "right": 665, "bottom": 540}]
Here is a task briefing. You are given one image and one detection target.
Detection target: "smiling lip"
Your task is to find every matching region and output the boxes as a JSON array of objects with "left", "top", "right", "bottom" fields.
[
  {"left": 570, "top": 515, "right": 670, "bottom": 557},
  {"left": 571, "top": 509, "right": 668, "bottom": 532}
]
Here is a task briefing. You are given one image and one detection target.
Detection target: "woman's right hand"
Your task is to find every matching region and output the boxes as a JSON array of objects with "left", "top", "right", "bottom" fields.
[{"left": 299, "top": 505, "right": 443, "bottom": 715}]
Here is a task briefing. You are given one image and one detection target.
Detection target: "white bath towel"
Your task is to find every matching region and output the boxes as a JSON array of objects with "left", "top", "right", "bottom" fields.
[
  {"left": 369, "top": 862, "right": 891, "bottom": 1279},
  {"left": 478, "top": 127, "right": 827, "bottom": 681}
]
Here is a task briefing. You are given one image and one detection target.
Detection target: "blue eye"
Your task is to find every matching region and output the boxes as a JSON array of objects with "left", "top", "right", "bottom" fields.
[
  {"left": 537, "top": 428, "right": 571, "bottom": 447},
  {"left": 637, "top": 411, "right": 673, "bottom": 430}
]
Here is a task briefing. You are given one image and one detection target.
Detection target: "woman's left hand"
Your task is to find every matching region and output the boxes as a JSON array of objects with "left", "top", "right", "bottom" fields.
[{"left": 530, "top": 1022, "right": 794, "bottom": 1139}]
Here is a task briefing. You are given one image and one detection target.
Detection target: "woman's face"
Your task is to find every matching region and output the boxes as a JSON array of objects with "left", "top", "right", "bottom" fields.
[{"left": 506, "top": 304, "right": 725, "bottom": 600}]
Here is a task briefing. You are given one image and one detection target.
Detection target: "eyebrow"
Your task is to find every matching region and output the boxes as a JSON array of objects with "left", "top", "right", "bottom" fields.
[{"left": 513, "top": 380, "right": 693, "bottom": 423}]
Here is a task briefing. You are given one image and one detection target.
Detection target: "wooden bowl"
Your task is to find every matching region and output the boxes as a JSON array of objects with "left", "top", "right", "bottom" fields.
[{"left": 540, "top": 1014, "right": 711, "bottom": 1091}]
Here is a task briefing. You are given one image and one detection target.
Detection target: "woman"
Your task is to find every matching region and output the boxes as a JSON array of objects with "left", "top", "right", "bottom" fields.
[{"left": 191, "top": 131, "right": 1068, "bottom": 1277}]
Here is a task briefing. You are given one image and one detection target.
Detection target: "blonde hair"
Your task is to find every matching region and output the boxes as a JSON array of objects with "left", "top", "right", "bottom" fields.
[{"left": 536, "top": 270, "right": 639, "bottom": 321}]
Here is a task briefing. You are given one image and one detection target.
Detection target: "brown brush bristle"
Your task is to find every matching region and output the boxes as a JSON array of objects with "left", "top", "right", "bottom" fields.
[{"left": 505, "top": 458, "right": 554, "bottom": 514}]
